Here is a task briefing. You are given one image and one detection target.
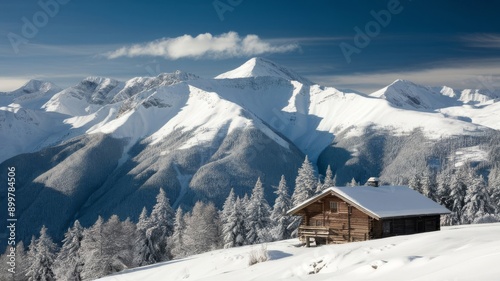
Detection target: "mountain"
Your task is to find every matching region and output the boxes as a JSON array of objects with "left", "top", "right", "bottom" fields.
[
  {"left": 215, "top": 57, "right": 313, "bottom": 85},
  {"left": 1, "top": 57, "right": 500, "bottom": 247},
  {"left": 97, "top": 223, "right": 500, "bottom": 281}
]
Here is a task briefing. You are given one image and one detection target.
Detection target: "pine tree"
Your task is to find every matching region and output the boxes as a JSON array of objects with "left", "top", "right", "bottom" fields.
[
  {"left": 292, "top": 156, "right": 317, "bottom": 206},
  {"left": 437, "top": 170, "right": 453, "bottom": 225},
  {"left": 169, "top": 207, "right": 186, "bottom": 258},
  {"left": 26, "top": 226, "right": 58, "bottom": 281},
  {"left": 488, "top": 166, "right": 500, "bottom": 214},
  {"left": 54, "top": 220, "right": 84, "bottom": 281},
  {"left": 349, "top": 177, "right": 358, "bottom": 187},
  {"left": 134, "top": 207, "right": 155, "bottom": 266},
  {"left": 448, "top": 166, "right": 470, "bottom": 225},
  {"left": 409, "top": 173, "right": 423, "bottom": 194},
  {"left": 314, "top": 178, "right": 323, "bottom": 194},
  {"left": 121, "top": 217, "right": 138, "bottom": 267},
  {"left": 245, "top": 178, "right": 272, "bottom": 244},
  {"left": 221, "top": 189, "right": 237, "bottom": 249},
  {"left": 148, "top": 188, "right": 175, "bottom": 262},
  {"left": 0, "top": 246, "right": 13, "bottom": 281},
  {"left": 80, "top": 216, "right": 105, "bottom": 280},
  {"left": 15, "top": 241, "right": 28, "bottom": 281},
  {"left": 270, "top": 175, "right": 293, "bottom": 241},
  {"left": 25, "top": 236, "right": 36, "bottom": 280},
  {"left": 462, "top": 175, "right": 493, "bottom": 224},
  {"left": 234, "top": 197, "right": 248, "bottom": 246},
  {"left": 183, "top": 201, "right": 220, "bottom": 255},
  {"left": 421, "top": 171, "right": 437, "bottom": 201},
  {"left": 323, "top": 165, "right": 334, "bottom": 188}
]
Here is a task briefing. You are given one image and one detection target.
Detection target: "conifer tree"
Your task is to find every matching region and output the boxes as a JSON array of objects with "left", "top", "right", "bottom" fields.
[
  {"left": 54, "top": 220, "right": 84, "bottom": 281},
  {"left": 148, "top": 188, "right": 175, "bottom": 262},
  {"left": 292, "top": 156, "right": 317, "bottom": 206},
  {"left": 80, "top": 216, "right": 105, "bottom": 280},
  {"left": 134, "top": 207, "right": 155, "bottom": 266},
  {"left": 15, "top": 241, "right": 28, "bottom": 281},
  {"left": 169, "top": 207, "right": 186, "bottom": 258},
  {"left": 448, "top": 166, "right": 470, "bottom": 225},
  {"left": 221, "top": 189, "right": 237, "bottom": 249},
  {"left": 245, "top": 178, "right": 272, "bottom": 244},
  {"left": 270, "top": 175, "right": 293, "bottom": 241},
  {"left": 323, "top": 165, "right": 334, "bottom": 188},
  {"left": 234, "top": 197, "right": 247, "bottom": 246},
  {"left": 348, "top": 177, "right": 357, "bottom": 187},
  {"left": 26, "top": 226, "right": 58, "bottom": 281},
  {"left": 462, "top": 175, "right": 493, "bottom": 224}
]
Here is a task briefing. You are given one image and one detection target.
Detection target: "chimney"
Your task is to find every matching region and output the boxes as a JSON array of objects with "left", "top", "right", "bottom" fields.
[{"left": 366, "top": 177, "right": 379, "bottom": 187}]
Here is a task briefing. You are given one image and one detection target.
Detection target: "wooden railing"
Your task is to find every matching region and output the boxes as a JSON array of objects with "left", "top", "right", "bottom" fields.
[{"left": 299, "top": 226, "right": 331, "bottom": 237}]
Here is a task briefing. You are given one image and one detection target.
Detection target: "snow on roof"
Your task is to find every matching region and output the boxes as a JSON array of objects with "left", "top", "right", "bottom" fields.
[{"left": 287, "top": 185, "right": 450, "bottom": 219}]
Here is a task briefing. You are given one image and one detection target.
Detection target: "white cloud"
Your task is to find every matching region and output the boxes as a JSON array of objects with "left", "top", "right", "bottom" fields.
[
  {"left": 106, "top": 32, "right": 299, "bottom": 60},
  {"left": 461, "top": 33, "right": 500, "bottom": 49}
]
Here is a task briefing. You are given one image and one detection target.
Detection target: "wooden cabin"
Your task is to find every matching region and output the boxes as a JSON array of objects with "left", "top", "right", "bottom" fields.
[{"left": 287, "top": 181, "right": 450, "bottom": 246}]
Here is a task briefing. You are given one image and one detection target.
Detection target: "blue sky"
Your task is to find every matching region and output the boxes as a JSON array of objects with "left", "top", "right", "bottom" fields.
[{"left": 1, "top": 0, "right": 499, "bottom": 93}]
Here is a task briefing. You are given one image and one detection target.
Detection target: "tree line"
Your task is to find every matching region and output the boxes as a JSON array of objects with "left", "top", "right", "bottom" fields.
[{"left": 2, "top": 155, "right": 499, "bottom": 280}]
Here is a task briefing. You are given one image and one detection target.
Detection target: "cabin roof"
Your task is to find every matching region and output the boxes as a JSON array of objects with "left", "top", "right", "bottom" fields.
[{"left": 287, "top": 185, "right": 451, "bottom": 219}]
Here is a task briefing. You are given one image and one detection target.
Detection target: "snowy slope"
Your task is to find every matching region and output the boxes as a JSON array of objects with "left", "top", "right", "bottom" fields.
[{"left": 99, "top": 223, "right": 500, "bottom": 281}]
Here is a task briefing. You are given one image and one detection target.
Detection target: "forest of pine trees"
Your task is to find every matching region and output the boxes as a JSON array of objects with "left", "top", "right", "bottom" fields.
[{"left": 1, "top": 158, "right": 500, "bottom": 280}]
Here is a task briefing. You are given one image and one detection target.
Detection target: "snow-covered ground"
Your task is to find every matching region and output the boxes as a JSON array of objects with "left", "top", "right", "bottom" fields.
[{"left": 99, "top": 223, "right": 500, "bottom": 281}]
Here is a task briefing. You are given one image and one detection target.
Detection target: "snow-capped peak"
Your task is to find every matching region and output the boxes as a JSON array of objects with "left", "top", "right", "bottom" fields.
[
  {"left": 370, "top": 79, "right": 462, "bottom": 110},
  {"left": 215, "top": 57, "right": 313, "bottom": 85}
]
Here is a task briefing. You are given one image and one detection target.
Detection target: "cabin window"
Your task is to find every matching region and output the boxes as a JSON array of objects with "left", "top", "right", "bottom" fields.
[
  {"left": 315, "top": 220, "right": 323, "bottom": 226},
  {"left": 383, "top": 221, "right": 392, "bottom": 235},
  {"left": 330, "top": 201, "right": 338, "bottom": 213}
]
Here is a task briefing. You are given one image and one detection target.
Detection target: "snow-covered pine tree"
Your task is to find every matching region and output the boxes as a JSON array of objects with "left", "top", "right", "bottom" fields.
[
  {"left": 221, "top": 188, "right": 237, "bottom": 249},
  {"left": 26, "top": 226, "right": 58, "bottom": 281},
  {"left": 134, "top": 207, "right": 156, "bottom": 266},
  {"left": 314, "top": 178, "right": 323, "bottom": 194},
  {"left": 409, "top": 173, "right": 423, "bottom": 194},
  {"left": 448, "top": 166, "right": 470, "bottom": 225},
  {"left": 0, "top": 246, "right": 12, "bottom": 281},
  {"left": 292, "top": 156, "right": 317, "bottom": 206},
  {"left": 349, "top": 177, "right": 358, "bottom": 187},
  {"left": 270, "top": 175, "right": 293, "bottom": 241},
  {"left": 121, "top": 218, "right": 138, "bottom": 267},
  {"left": 462, "top": 175, "right": 494, "bottom": 224},
  {"left": 148, "top": 188, "right": 175, "bottom": 262},
  {"left": 183, "top": 201, "right": 220, "bottom": 255},
  {"left": 488, "top": 165, "right": 500, "bottom": 214},
  {"left": 245, "top": 177, "right": 272, "bottom": 244},
  {"left": 436, "top": 170, "right": 453, "bottom": 225},
  {"left": 54, "top": 220, "right": 84, "bottom": 281},
  {"left": 168, "top": 207, "right": 186, "bottom": 258},
  {"left": 80, "top": 216, "right": 105, "bottom": 280},
  {"left": 323, "top": 165, "right": 334, "bottom": 189},
  {"left": 15, "top": 241, "right": 28, "bottom": 281},
  {"left": 421, "top": 171, "right": 437, "bottom": 201},
  {"left": 234, "top": 194, "right": 248, "bottom": 247},
  {"left": 25, "top": 236, "right": 36, "bottom": 280}
]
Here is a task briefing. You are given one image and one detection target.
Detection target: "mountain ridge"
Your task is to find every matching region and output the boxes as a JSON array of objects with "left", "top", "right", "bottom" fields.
[{"left": 1, "top": 57, "right": 500, "bottom": 249}]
